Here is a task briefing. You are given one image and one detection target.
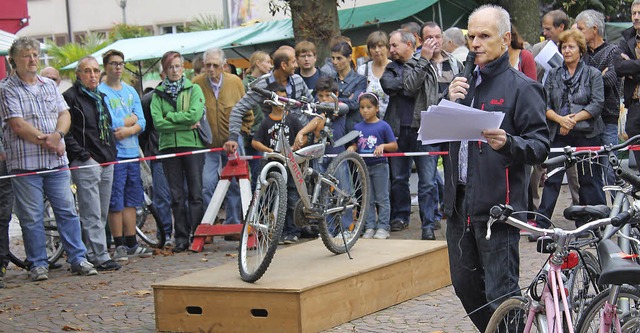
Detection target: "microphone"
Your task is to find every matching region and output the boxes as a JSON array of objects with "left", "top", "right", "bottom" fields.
[{"left": 455, "top": 51, "right": 476, "bottom": 104}]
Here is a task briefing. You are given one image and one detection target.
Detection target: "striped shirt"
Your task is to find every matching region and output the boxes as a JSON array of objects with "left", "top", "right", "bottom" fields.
[{"left": 0, "top": 74, "right": 69, "bottom": 172}]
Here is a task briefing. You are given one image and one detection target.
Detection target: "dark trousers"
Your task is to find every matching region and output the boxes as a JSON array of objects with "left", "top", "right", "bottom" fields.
[
  {"left": 161, "top": 148, "right": 204, "bottom": 247},
  {"left": 0, "top": 160, "right": 13, "bottom": 267},
  {"left": 537, "top": 133, "right": 605, "bottom": 228},
  {"left": 446, "top": 186, "right": 521, "bottom": 332}
]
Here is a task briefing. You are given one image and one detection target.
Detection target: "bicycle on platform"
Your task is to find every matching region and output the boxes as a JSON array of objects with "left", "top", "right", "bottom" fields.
[{"left": 238, "top": 74, "right": 370, "bottom": 283}]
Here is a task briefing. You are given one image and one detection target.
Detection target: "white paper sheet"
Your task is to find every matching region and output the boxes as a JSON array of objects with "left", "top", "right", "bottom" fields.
[
  {"left": 534, "top": 40, "right": 563, "bottom": 71},
  {"left": 418, "top": 100, "right": 505, "bottom": 144}
]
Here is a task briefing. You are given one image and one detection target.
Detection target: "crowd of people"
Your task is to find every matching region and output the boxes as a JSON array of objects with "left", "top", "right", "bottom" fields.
[{"left": 1, "top": 2, "right": 640, "bottom": 330}]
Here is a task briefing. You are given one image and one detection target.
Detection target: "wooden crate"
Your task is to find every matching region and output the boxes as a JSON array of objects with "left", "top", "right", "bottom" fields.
[{"left": 153, "top": 239, "right": 450, "bottom": 333}]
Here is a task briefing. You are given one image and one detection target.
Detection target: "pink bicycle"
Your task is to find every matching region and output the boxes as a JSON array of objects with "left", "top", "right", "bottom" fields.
[{"left": 484, "top": 202, "right": 638, "bottom": 333}]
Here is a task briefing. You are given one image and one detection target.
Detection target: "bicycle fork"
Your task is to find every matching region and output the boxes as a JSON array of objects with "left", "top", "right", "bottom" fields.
[
  {"left": 600, "top": 285, "right": 622, "bottom": 333},
  {"left": 544, "top": 269, "right": 575, "bottom": 333}
]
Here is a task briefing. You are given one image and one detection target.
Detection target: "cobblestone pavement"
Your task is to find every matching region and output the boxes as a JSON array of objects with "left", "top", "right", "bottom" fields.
[{"left": 0, "top": 186, "right": 576, "bottom": 333}]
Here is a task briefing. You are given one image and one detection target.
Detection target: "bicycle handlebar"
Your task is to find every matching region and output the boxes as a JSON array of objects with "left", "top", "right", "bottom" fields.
[
  {"left": 486, "top": 203, "right": 639, "bottom": 241},
  {"left": 248, "top": 73, "right": 339, "bottom": 115}
]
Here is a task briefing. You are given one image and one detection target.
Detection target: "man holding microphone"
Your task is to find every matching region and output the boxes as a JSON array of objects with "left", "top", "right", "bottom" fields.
[{"left": 444, "top": 5, "right": 549, "bottom": 331}]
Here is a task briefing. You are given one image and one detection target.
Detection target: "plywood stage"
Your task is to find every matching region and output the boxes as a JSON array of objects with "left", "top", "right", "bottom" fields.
[{"left": 153, "top": 239, "right": 451, "bottom": 333}]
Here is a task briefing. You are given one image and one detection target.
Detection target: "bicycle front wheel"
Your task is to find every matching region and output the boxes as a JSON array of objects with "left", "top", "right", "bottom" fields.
[
  {"left": 318, "top": 151, "right": 369, "bottom": 255},
  {"left": 136, "top": 192, "right": 166, "bottom": 248},
  {"left": 621, "top": 317, "right": 640, "bottom": 333},
  {"left": 238, "top": 172, "right": 287, "bottom": 283},
  {"left": 485, "top": 296, "right": 540, "bottom": 333},
  {"left": 575, "top": 286, "right": 640, "bottom": 333}
]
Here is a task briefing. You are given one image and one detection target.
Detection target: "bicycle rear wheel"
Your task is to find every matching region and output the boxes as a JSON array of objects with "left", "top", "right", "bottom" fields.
[
  {"left": 621, "top": 317, "right": 640, "bottom": 333},
  {"left": 575, "top": 286, "right": 640, "bottom": 333},
  {"left": 136, "top": 192, "right": 166, "bottom": 248},
  {"left": 238, "top": 172, "right": 287, "bottom": 283},
  {"left": 318, "top": 151, "right": 369, "bottom": 255},
  {"left": 485, "top": 296, "right": 540, "bottom": 333}
]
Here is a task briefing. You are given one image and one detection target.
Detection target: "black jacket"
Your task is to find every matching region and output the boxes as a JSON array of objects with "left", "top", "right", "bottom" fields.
[
  {"left": 443, "top": 52, "right": 550, "bottom": 223},
  {"left": 139, "top": 91, "right": 160, "bottom": 157},
  {"left": 63, "top": 80, "right": 116, "bottom": 164},
  {"left": 380, "top": 59, "right": 417, "bottom": 135},
  {"left": 614, "top": 27, "right": 640, "bottom": 136}
]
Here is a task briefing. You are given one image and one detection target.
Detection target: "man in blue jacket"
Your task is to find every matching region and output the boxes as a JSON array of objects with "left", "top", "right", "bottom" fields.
[{"left": 445, "top": 5, "right": 550, "bottom": 331}]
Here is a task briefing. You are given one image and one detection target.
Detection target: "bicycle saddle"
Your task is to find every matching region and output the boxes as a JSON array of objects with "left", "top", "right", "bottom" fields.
[
  {"left": 597, "top": 238, "right": 640, "bottom": 286},
  {"left": 563, "top": 205, "right": 611, "bottom": 223}
]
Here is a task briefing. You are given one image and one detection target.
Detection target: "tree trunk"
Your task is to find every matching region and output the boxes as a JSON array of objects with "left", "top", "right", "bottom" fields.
[
  {"left": 475, "top": 0, "right": 541, "bottom": 46},
  {"left": 289, "top": 0, "right": 340, "bottom": 63}
]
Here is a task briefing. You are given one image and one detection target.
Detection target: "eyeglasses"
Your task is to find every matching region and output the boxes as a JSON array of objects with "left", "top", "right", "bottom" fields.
[
  {"left": 167, "top": 65, "right": 182, "bottom": 71},
  {"left": 108, "top": 61, "right": 125, "bottom": 68},
  {"left": 204, "top": 63, "right": 221, "bottom": 69}
]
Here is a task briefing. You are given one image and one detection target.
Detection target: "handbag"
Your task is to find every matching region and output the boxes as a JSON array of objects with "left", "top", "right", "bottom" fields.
[{"left": 197, "top": 106, "right": 213, "bottom": 146}]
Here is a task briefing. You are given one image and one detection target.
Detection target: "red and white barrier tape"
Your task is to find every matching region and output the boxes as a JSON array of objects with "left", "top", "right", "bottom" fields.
[{"left": 2, "top": 144, "right": 637, "bottom": 180}]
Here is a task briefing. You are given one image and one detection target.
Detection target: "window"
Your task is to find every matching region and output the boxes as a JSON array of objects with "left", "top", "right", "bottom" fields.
[{"left": 160, "top": 24, "right": 185, "bottom": 34}]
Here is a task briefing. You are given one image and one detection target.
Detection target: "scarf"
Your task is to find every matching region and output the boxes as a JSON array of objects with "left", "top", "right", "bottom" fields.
[
  {"left": 162, "top": 76, "right": 185, "bottom": 102},
  {"left": 80, "top": 83, "right": 111, "bottom": 146},
  {"left": 559, "top": 60, "right": 585, "bottom": 116}
]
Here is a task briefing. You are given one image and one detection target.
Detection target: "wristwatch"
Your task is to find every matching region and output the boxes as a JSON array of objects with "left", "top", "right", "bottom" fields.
[{"left": 57, "top": 130, "right": 65, "bottom": 139}]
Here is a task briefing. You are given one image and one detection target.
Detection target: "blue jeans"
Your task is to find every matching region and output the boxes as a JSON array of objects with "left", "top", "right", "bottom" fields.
[
  {"left": 202, "top": 137, "right": 244, "bottom": 225},
  {"left": 601, "top": 123, "right": 618, "bottom": 189},
  {"left": 12, "top": 169, "right": 88, "bottom": 268},
  {"left": 0, "top": 160, "right": 13, "bottom": 266},
  {"left": 446, "top": 186, "right": 521, "bottom": 332},
  {"left": 537, "top": 133, "right": 606, "bottom": 228},
  {"left": 150, "top": 160, "right": 173, "bottom": 238},
  {"left": 365, "top": 163, "right": 390, "bottom": 231},
  {"left": 389, "top": 127, "right": 438, "bottom": 230},
  {"left": 244, "top": 137, "right": 263, "bottom": 193}
]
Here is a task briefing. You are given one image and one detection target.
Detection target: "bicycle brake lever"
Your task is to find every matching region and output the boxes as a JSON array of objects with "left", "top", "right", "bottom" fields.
[{"left": 486, "top": 218, "right": 494, "bottom": 240}]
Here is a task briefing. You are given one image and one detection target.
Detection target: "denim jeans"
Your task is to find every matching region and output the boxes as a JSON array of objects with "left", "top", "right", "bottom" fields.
[
  {"left": 601, "top": 123, "right": 618, "bottom": 190},
  {"left": 389, "top": 127, "right": 438, "bottom": 230},
  {"left": 446, "top": 187, "right": 521, "bottom": 332},
  {"left": 0, "top": 160, "right": 13, "bottom": 267},
  {"left": 12, "top": 169, "right": 88, "bottom": 268},
  {"left": 433, "top": 161, "right": 444, "bottom": 221},
  {"left": 202, "top": 151, "right": 242, "bottom": 224},
  {"left": 365, "top": 163, "right": 390, "bottom": 231},
  {"left": 150, "top": 160, "right": 173, "bottom": 238},
  {"left": 162, "top": 148, "right": 204, "bottom": 247},
  {"left": 244, "top": 137, "right": 264, "bottom": 193},
  {"left": 537, "top": 133, "right": 606, "bottom": 228},
  {"left": 70, "top": 160, "right": 114, "bottom": 265}
]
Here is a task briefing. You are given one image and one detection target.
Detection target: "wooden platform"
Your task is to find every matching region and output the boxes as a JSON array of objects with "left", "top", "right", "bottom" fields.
[{"left": 153, "top": 239, "right": 451, "bottom": 333}]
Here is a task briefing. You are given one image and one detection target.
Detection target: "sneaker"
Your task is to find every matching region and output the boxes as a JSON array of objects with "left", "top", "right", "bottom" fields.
[
  {"left": 283, "top": 235, "right": 299, "bottom": 244},
  {"left": 433, "top": 220, "right": 442, "bottom": 230},
  {"left": 334, "top": 230, "right": 353, "bottom": 240},
  {"left": 362, "top": 229, "right": 375, "bottom": 239},
  {"left": 127, "top": 245, "right": 153, "bottom": 258},
  {"left": 113, "top": 245, "right": 129, "bottom": 262},
  {"left": 373, "top": 229, "right": 390, "bottom": 239},
  {"left": 390, "top": 220, "right": 408, "bottom": 232},
  {"left": 165, "top": 237, "right": 175, "bottom": 247},
  {"left": 520, "top": 220, "right": 537, "bottom": 236},
  {"left": 29, "top": 266, "right": 49, "bottom": 281},
  {"left": 70, "top": 261, "right": 98, "bottom": 276},
  {"left": 94, "top": 259, "right": 121, "bottom": 271}
]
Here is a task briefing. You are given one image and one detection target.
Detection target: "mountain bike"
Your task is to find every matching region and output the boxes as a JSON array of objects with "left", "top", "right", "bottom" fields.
[
  {"left": 135, "top": 157, "right": 166, "bottom": 248},
  {"left": 238, "top": 75, "right": 369, "bottom": 282}
]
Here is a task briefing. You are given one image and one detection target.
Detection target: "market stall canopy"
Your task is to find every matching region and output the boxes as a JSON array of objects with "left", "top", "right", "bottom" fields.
[
  {"left": 0, "top": 29, "right": 47, "bottom": 56},
  {"left": 62, "top": 0, "right": 476, "bottom": 69}
]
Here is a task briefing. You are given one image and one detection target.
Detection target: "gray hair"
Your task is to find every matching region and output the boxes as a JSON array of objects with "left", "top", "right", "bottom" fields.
[
  {"left": 76, "top": 55, "right": 99, "bottom": 74},
  {"left": 633, "top": 0, "right": 640, "bottom": 7},
  {"left": 389, "top": 30, "right": 416, "bottom": 47},
  {"left": 469, "top": 4, "right": 511, "bottom": 37},
  {"left": 576, "top": 10, "right": 605, "bottom": 36},
  {"left": 443, "top": 27, "right": 466, "bottom": 47},
  {"left": 203, "top": 48, "right": 226, "bottom": 64},
  {"left": 8, "top": 37, "right": 40, "bottom": 61}
]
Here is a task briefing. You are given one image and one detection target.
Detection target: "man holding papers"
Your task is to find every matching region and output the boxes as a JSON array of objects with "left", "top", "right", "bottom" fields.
[{"left": 444, "top": 5, "right": 550, "bottom": 332}]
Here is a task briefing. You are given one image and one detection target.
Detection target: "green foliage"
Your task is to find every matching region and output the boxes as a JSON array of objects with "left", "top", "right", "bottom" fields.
[
  {"left": 109, "top": 23, "right": 152, "bottom": 42},
  {"left": 45, "top": 33, "right": 108, "bottom": 80},
  {"left": 544, "top": 0, "right": 633, "bottom": 22},
  {"left": 187, "top": 13, "right": 224, "bottom": 31}
]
